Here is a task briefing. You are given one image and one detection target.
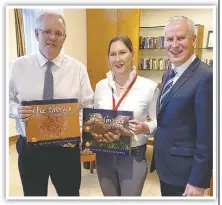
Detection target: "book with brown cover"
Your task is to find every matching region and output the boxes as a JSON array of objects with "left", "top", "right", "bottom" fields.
[{"left": 22, "top": 99, "right": 80, "bottom": 147}]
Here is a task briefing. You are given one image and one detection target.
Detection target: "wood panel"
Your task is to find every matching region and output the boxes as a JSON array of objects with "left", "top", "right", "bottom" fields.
[
  {"left": 117, "top": 9, "right": 140, "bottom": 70},
  {"left": 208, "top": 173, "right": 213, "bottom": 196},
  {"left": 86, "top": 9, "right": 118, "bottom": 90},
  {"left": 9, "top": 135, "right": 19, "bottom": 147},
  {"left": 196, "top": 24, "right": 204, "bottom": 59}
]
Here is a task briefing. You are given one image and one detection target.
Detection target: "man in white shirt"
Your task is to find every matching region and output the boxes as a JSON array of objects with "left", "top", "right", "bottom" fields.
[{"left": 9, "top": 11, "right": 94, "bottom": 196}]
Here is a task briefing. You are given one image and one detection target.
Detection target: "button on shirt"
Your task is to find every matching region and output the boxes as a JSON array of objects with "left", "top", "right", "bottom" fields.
[
  {"left": 94, "top": 68, "right": 159, "bottom": 147},
  {"left": 9, "top": 49, "right": 94, "bottom": 136}
]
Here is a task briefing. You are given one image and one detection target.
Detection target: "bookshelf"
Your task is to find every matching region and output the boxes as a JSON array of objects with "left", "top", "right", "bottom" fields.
[{"left": 138, "top": 24, "right": 213, "bottom": 82}]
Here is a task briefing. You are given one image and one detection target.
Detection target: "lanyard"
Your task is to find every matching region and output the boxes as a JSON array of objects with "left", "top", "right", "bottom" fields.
[{"left": 112, "top": 74, "right": 137, "bottom": 111}]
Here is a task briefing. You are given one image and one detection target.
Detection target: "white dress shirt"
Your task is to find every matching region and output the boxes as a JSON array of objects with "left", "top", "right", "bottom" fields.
[
  {"left": 9, "top": 49, "right": 94, "bottom": 136},
  {"left": 94, "top": 68, "right": 159, "bottom": 147},
  {"left": 172, "top": 54, "right": 196, "bottom": 85}
]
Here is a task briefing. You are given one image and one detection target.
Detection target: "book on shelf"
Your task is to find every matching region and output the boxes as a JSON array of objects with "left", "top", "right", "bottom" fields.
[
  {"left": 22, "top": 99, "right": 81, "bottom": 148},
  {"left": 148, "top": 37, "right": 153, "bottom": 48},
  {"left": 139, "top": 58, "right": 151, "bottom": 70},
  {"left": 82, "top": 108, "right": 133, "bottom": 156},
  {"left": 139, "top": 57, "right": 170, "bottom": 70},
  {"left": 209, "top": 60, "right": 213, "bottom": 68},
  {"left": 152, "top": 58, "right": 158, "bottom": 70},
  {"left": 145, "top": 58, "right": 151, "bottom": 70},
  {"left": 139, "top": 36, "right": 164, "bottom": 49},
  {"left": 158, "top": 58, "right": 164, "bottom": 70},
  {"left": 203, "top": 59, "right": 213, "bottom": 68},
  {"left": 139, "top": 58, "right": 145, "bottom": 70}
]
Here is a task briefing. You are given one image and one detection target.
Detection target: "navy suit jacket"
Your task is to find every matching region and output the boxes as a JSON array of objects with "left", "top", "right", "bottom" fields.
[{"left": 150, "top": 57, "right": 213, "bottom": 188}]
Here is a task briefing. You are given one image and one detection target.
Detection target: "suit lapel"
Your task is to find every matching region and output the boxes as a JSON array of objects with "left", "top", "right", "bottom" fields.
[{"left": 158, "top": 57, "right": 201, "bottom": 116}]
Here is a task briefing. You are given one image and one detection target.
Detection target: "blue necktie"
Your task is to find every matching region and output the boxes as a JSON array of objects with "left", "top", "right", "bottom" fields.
[
  {"left": 43, "top": 61, "right": 54, "bottom": 100},
  {"left": 160, "top": 69, "right": 176, "bottom": 108}
]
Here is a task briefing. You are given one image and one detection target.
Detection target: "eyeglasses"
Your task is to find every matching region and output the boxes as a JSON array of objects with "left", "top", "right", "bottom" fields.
[{"left": 38, "top": 28, "right": 65, "bottom": 38}]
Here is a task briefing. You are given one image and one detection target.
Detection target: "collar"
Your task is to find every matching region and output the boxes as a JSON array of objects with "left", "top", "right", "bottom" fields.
[
  {"left": 106, "top": 66, "right": 137, "bottom": 90},
  {"left": 37, "top": 48, "right": 64, "bottom": 69},
  {"left": 172, "top": 54, "right": 196, "bottom": 77}
]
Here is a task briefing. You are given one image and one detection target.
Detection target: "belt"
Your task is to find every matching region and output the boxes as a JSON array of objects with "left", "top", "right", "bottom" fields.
[{"left": 131, "top": 144, "right": 146, "bottom": 156}]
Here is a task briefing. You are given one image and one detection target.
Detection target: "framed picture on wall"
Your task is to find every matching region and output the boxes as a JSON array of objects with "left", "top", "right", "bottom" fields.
[{"left": 206, "top": 30, "right": 213, "bottom": 48}]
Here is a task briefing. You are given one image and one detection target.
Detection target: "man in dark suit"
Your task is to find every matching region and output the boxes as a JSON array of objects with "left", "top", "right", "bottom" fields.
[{"left": 150, "top": 16, "right": 213, "bottom": 196}]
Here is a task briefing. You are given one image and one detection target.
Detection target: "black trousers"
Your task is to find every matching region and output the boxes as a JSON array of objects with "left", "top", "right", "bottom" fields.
[
  {"left": 16, "top": 136, "right": 81, "bottom": 196},
  {"left": 160, "top": 180, "right": 186, "bottom": 196}
]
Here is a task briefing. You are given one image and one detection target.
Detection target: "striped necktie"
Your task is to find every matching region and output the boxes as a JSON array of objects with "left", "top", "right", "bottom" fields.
[
  {"left": 159, "top": 69, "right": 176, "bottom": 108},
  {"left": 43, "top": 61, "right": 54, "bottom": 100}
]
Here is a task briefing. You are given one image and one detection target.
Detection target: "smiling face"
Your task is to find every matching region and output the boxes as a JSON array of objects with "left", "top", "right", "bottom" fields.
[
  {"left": 108, "top": 40, "right": 134, "bottom": 75},
  {"left": 164, "top": 20, "right": 196, "bottom": 67},
  {"left": 35, "top": 14, "right": 66, "bottom": 60}
]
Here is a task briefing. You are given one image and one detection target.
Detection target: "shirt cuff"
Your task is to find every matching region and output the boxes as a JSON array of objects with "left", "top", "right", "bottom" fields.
[
  {"left": 143, "top": 120, "right": 157, "bottom": 136},
  {"left": 10, "top": 103, "right": 19, "bottom": 119}
]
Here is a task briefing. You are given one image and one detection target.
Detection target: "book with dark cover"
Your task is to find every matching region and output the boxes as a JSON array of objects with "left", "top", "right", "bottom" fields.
[
  {"left": 82, "top": 108, "right": 133, "bottom": 156},
  {"left": 22, "top": 99, "right": 80, "bottom": 147}
]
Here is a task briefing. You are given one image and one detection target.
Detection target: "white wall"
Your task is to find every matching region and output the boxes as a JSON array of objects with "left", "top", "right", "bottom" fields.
[
  {"left": 139, "top": 8, "right": 213, "bottom": 82},
  {"left": 8, "top": 8, "right": 87, "bottom": 137}
]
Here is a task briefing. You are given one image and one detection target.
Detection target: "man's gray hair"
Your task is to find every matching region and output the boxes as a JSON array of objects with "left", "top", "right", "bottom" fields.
[
  {"left": 35, "top": 11, "right": 67, "bottom": 33},
  {"left": 164, "top": 16, "right": 195, "bottom": 36}
]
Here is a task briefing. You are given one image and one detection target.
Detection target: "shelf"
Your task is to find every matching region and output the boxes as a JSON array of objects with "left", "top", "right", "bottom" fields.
[
  {"left": 196, "top": 47, "right": 213, "bottom": 50},
  {"left": 139, "top": 48, "right": 165, "bottom": 50},
  {"left": 138, "top": 69, "right": 167, "bottom": 71},
  {"left": 140, "top": 26, "right": 165, "bottom": 29},
  {"left": 140, "top": 24, "right": 201, "bottom": 29},
  {"left": 139, "top": 48, "right": 213, "bottom": 50}
]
